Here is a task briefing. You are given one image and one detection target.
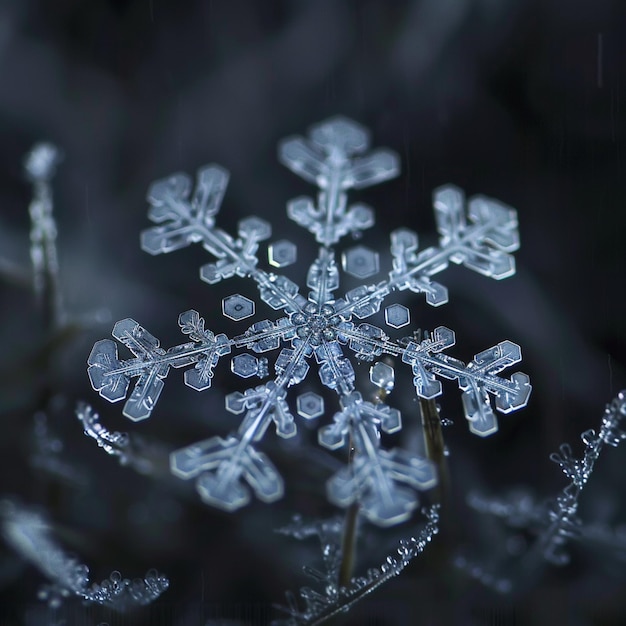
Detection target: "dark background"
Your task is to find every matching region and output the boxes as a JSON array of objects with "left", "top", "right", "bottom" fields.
[{"left": 0, "top": 1, "right": 625, "bottom": 624}]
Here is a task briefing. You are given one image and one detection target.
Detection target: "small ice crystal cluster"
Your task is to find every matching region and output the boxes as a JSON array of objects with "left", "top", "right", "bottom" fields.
[{"left": 87, "top": 116, "right": 531, "bottom": 526}]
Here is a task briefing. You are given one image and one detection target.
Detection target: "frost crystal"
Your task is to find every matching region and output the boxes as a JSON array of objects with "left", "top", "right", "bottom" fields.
[{"left": 88, "top": 116, "right": 530, "bottom": 525}]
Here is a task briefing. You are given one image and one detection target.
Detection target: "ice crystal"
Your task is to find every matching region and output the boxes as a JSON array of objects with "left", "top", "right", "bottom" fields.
[
  {"left": 0, "top": 500, "right": 168, "bottom": 610},
  {"left": 88, "top": 116, "right": 530, "bottom": 526}
]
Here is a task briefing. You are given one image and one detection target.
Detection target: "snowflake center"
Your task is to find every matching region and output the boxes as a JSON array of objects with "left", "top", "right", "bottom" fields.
[{"left": 291, "top": 302, "right": 341, "bottom": 347}]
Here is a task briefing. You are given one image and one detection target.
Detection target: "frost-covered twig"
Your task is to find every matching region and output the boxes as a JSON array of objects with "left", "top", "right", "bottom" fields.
[
  {"left": 463, "top": 390, "right": 626, "bottom": 588},
  {"left": 540, "top": 390, "right": 626, "bottom": 564},
  {"left": 0, "top": 499, "right": 168, "bottom": 610},
  {"left": 24, "top": 142, "right": 64, "bottom": 329},
  {"left": 274, "top": 505, "right": 439, "bottom": 625},
  {"left": 76, "top": 402, "right": 163, "bottom": 476}
]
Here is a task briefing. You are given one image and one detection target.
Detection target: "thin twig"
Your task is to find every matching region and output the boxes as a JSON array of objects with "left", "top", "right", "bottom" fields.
[
  {"left": 338, "top": 431, "right": 360, "bottom": 588},
  {"left": 418, "top": 397, "right": 449, "bottom": 508}
]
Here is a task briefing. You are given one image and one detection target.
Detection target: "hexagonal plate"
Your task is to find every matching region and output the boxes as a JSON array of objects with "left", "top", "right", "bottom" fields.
[
  {"left": 231, "top": 353, "right": 259, "bottom": 378},
  {"left": 225, "top": 391, "right": 245, "bottom": 414},
  {"left": 370, "top": 362, "right": 395, "bottom": 392},
  {"left": 238, "top": 216, "right": 271, "bottom": 241},
  {"left": 311, "top": 117, "right": 369, "bottom": 155},
  {"left": 342, "top": 245, "right": 379, "bottom": 279},
  {"left": 384, "top": 304, "right": 410, "bottom": 328},
  {"left": 296, "top": 392, "right": 325, "bottom": 419},
  {"left": 268, "top": 240, "right": 297, "bottom": 268},
  {"left": 222, "top": 294, "right": 255, "bottom": 321}
]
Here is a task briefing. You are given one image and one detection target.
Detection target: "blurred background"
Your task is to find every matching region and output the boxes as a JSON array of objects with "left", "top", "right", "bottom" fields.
[{"left": 0, "top": 0, "right": 625, "bottom": 624}]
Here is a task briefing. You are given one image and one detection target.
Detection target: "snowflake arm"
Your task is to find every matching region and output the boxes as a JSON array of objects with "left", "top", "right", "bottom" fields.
[
  {"left": 338, "top": 324, "right": 530, "bottom": 436},
  {"left": 87, "top": 310, "right": 231, "bottom": 420},
  {"left": 170, "top": 337, "right": 312, "bottom": 511},
  {"left": 170, "top": 434, "right": 284, "bottom": 511},
  {"left": 140, "top": 165, "right": 230, "bottom": 255},
  {"left": 140, "top": 163, "right": 308, "bottom": 315},
  {"left": 314, "top": 340, "right": 356, "bottom": 395},
  {"left": 279, "top": 116, "right": 400, "bottom": 246},
  {"left": 307, "top": 248, "right": 340, "bottom": 309},
  {"left": 435, "top": 185, "right": 519, "bottom": 276},
  {"left": 233, "top": 317, "right": 294, "bottom": 353},
  {"left": 334, "top": 183, "right": 522, "bottom": 319},
  {"left": 318, "top": 391, "right": 436, "bottom": 526},
  {"left": 88, "top": 309, "right": 303, "bottom": 421}
]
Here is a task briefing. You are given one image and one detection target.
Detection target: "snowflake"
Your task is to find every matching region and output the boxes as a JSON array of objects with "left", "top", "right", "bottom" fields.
[{"left": 87, "top": 117, "right": 531, "bottom": 526}]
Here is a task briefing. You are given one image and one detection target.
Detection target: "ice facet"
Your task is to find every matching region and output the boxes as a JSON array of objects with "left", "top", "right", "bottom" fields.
[
  {"left": 296, "top": 392, "right": 325, "bottom": 419},
  {"left": 268, "top": 239, "right": 297, "bottom": 268},
  {"left": 342, "top": 246, "right": 380, "bottom": 279},
  {"left": 370, "top": 362, "right": 395, "bottom": 392},
  {"left": 275, "top": 348, "right": 310, "bottom": 386},
  {"left": 384, "top": 304, "right": 410, "bottom": 329},
  {"left": 309, "top": 116, "right": 370, "bottom": 156},
  {"left": 238, "top": 216, "right": 271, "bottom": 242},
  {"left": 222, "top": 294, "right": 255, "bottom": 321},
  {"left": 231, "top": 353, "right": 265, "bottom": 379}
]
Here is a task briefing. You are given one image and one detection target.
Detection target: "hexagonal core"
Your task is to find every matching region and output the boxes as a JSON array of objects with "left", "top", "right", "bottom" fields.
[
  {"left": 222, "top": 294, "right": 255, "bottom": 321},
  {"left": 268, "top": 239, "right": 297, "bottom": 268},
  {"left": 384, "top": 303, "right": 410, "bottom": 328},
  {"left": 342, "top": 245, "right": 380, "bottom": 279},
  {"left": 296, "top": 392, "right": 325, "bottom": 419}
]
